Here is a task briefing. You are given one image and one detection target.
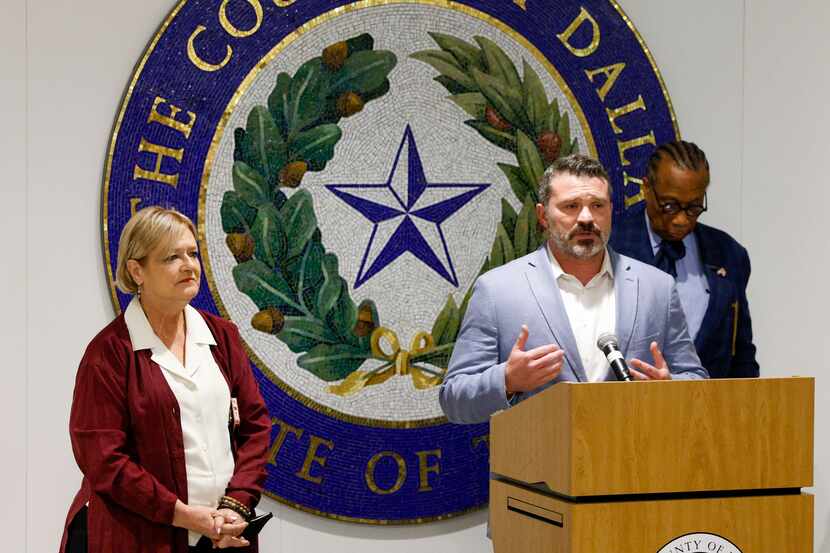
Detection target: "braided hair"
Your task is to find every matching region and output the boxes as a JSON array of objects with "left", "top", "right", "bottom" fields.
[{"left": 646, "top": 140, "right": 709, "bottom": 185}]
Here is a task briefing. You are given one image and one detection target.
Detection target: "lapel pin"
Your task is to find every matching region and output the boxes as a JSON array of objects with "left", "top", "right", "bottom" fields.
[{"left": 717, "top": 267, "right": 727, "bottom": 277}]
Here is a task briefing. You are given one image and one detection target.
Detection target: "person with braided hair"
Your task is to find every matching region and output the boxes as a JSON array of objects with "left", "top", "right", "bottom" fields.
[{"left": 611, "top": 140, "right": 759, "bottom": 379}]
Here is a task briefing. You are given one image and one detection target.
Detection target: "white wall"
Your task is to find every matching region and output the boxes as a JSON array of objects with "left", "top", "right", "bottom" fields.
[
  {"left": 742, "top": 2, "right": 830, "bottom": 549},
  {"left": 2, "top": 1, "right": 827, "bottom": 551},
  {"left": 1, "top": 2, "right": 28, "bottom": 553}
]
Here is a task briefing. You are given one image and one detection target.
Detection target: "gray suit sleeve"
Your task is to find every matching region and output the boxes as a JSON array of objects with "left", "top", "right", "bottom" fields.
[
  {"left": 664, "top": 284, "right": 709, "bottom": 380},
  {"left": 439, "top": 277, "right": 511, "bottom": 423}
]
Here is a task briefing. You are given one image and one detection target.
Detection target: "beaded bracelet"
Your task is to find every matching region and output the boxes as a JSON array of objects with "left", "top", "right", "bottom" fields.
[{"left": 217, "top": 495, "right": 252, "bottom": 520}]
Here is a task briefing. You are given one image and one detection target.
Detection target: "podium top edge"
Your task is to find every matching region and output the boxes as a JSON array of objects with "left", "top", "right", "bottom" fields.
[{"left": 553, "top": 376, "right": 813, "bottom": 385}]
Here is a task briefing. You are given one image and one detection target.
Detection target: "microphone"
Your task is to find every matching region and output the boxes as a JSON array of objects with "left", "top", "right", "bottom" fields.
[{"left": 597, "top": 332, "right": 632, "bottom": 382}]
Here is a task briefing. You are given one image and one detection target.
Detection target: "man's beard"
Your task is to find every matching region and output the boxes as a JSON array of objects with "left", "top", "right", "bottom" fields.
[{"left": 549, "top": 219, "right": 609, "bottom": 259}]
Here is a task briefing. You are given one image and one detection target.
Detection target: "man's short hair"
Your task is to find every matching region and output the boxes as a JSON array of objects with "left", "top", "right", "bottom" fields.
[
  {"left": 646, "top": 140, "right": 710, "bottom": 185},
  {"left": 537, "top": 154, "right": 611, "bottom": 205}
]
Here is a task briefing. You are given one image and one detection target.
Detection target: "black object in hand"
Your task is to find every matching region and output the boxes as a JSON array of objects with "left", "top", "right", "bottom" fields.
[{"left": 240, "top": 512, "right": 273, "bottom": 540}]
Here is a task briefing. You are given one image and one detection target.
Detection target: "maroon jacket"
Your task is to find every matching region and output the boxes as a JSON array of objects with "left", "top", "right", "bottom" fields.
[{"left": 60, "top": 310, "right": 271, "bottom": 553}]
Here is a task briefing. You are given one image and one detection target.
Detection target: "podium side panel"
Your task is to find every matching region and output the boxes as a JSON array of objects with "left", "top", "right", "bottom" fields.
[
  {"left": 491, "top": 479, "right": 573, "bottom": 553},
  {"left": 491, "top": 384, "right": 572, "bottom": 493}
]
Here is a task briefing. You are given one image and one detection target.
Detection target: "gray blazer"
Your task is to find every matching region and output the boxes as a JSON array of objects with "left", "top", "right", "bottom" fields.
[{"left": 439, "top": 246, "right": 708, "bottom": 424}]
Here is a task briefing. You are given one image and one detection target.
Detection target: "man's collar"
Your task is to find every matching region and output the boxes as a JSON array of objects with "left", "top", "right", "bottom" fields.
[
  {"left": 644, "top": 210, "right": 662, "bottom": 254},
  {"left": 599, "top": 247, "right": 614, "bottom": 277},
  {"left": 124, "top": 297, "right": 216, "bottom": 352}
]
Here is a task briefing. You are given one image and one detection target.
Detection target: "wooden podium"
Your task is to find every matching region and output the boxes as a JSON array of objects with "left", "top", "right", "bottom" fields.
[{"left": 489, "top": 378, "right": 814, "bottom": 552}]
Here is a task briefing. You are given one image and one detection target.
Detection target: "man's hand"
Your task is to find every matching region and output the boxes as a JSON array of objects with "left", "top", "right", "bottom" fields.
[
  {"left": 629, "top": 341, "right": 672, "bottom": 380},
  {"left": 504, "top": 325, "right": 564, "bottom": 393}
]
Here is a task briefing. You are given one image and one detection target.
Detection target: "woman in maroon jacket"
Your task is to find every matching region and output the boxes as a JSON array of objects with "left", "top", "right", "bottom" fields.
[{"left": 60, "top": 207, "right": 271, "bottom": 553}]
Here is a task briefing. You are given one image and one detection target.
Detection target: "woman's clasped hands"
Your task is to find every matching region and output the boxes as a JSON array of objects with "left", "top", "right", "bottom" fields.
[
  {"left": 173, "top": 501, "right": 250, "bottom": 548},
  {"left": 211, "top": 508, "right": 250, "bottom": 549}
]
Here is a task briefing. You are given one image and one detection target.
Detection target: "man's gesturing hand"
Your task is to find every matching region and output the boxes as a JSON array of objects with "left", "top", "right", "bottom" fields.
[
  {"left": 629, "top": 341, "right": 672, "bottom": 380},
  {"left": 504, "top": 325, "right": 564, "bottom": 394}
]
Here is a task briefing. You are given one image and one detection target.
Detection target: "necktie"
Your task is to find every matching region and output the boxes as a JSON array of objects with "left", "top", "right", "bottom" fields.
[{"left": 655, "top": 239, "right": 686, "bottom": 278}]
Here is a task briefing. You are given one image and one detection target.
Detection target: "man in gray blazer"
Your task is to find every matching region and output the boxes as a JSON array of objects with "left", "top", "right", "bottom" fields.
[{"left": 440, "top": 154, "right": 708, "bottom": 424}]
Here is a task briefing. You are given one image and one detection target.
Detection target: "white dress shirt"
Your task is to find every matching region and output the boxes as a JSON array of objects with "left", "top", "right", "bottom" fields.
[
  {"left": 546, "top": 245, "right": 616, "bottom": 382},
  {"left": 124, "top": 297, "right": 234, "bottom": 545}
]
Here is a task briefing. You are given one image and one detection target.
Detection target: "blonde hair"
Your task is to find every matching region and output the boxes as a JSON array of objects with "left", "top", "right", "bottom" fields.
[{"left": 115, "top": 207, "right": 198, "bottom": 295}]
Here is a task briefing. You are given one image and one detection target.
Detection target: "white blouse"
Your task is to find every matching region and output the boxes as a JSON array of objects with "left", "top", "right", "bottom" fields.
[{"left": 124, "top": 298, "right": 235, "bottom": 545}]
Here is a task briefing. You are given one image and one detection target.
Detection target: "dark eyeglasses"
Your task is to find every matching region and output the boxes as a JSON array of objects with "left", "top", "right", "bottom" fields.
[{"left": 651, "top": 188, "right": 707, "bottom": 218}]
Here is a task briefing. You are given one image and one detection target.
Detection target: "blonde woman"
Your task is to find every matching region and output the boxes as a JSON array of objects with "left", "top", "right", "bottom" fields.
[{"left": 60, "top": 207, "right": 271, "bottom": 553}]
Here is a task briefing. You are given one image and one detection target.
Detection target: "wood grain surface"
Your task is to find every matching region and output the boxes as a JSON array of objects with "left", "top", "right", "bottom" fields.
[
  {"left": 490, "top": 377, "right": 813, "bottom": 496},
  {"left": 491, "top": 479, "right": 813, "bottom": 553}
]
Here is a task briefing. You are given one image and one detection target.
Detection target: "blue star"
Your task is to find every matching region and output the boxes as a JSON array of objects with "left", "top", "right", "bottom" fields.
[{"left": 326, "top": 125, "right": 490, "bottom": 288}]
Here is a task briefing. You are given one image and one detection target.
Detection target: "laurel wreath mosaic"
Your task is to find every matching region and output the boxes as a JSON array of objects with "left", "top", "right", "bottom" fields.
[{"left": 221, "top": 28, "right": 579, "bottom": 400}]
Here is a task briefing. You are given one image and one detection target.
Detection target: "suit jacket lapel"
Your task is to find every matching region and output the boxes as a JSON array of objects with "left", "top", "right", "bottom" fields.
[
  {"left": 610, "top": 250, "right": 639, "bottom": 352},
  {"left": 524, "top": 247, "right": 587, "bottom": 382}
]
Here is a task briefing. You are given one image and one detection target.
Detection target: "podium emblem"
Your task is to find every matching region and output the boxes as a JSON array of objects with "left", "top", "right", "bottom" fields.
[
  {"left": 658, "top": 532, "right": 743, "bottom": 553},
  {"left": 102, "top": 0, "right": 678, "bottom": 523}
]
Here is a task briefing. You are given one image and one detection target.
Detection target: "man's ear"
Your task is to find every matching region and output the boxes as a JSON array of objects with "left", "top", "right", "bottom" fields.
[{"left": 535, "top": 203, "right": 548, "bottom": 229}]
